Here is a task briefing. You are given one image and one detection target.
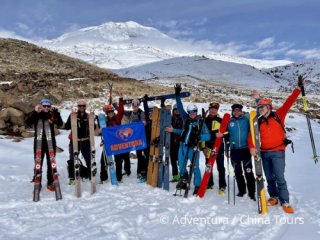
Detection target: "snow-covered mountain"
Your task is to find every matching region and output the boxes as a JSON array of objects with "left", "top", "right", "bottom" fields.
[
  {"left": 39, "top": 21, "right": 320, "bottom": 94},
  {"left": 39, "top": 21, "right": 291, "bottom": 70}
]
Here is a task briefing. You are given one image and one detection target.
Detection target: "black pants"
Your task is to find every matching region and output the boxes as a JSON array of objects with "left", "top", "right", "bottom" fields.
[
  {"left": 33, "top": 141, "right": 54, "bottom": 185},
  {"left": 136, "top": 149, "right": 147, "bottom": 177},
  {"left": 231, "top": 148, "right": 255, "bottom": 196},
  {"left": 206, "top": 147, "right": 227, "bottom": 189},
  {"left": 170, "top": 143, "right": 179, "bottom": 176},
  {"left": 68, "top": 140, "right": 91, "bottom": 179},
  {"left": 100, "top": 151, "right": 130, "bottom": 181}
]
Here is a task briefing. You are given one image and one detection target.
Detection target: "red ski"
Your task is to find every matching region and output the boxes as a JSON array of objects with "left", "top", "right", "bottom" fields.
[{"left": 197, "top": 113, "right": 230, "bottom": 198}]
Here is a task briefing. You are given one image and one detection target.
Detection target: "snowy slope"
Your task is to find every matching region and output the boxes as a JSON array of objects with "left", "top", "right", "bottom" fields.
[
  {"left": 114, "top": 56, "right": 278, "bottom": 89},
  {"left": 39, "top": 21, "right": 291, "bottom": 70},
  {"left": 1, "top": 103, "right": 320, "bottom": 240}
]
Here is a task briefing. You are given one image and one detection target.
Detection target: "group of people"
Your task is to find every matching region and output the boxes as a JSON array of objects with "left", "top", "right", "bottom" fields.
[{"left": 28, "top": 79, "right": 303, "bottom": 214}]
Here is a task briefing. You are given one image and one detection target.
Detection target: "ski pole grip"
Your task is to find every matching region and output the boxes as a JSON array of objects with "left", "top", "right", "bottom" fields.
[{"left": 301, "top": 86, "right": 306, "bottom": 96}]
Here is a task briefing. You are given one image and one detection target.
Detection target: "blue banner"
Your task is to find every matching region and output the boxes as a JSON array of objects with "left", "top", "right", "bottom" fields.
[{"left": 102, "top": 122, "right": 147, "bottom": 155}]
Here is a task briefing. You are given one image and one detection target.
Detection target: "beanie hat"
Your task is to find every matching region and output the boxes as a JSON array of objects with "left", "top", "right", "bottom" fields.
[
  {"left": 77, "top": 99, "right": 87, "bottom": 106},
  {"left": 209, "top": 101, "right": 220, "bottom": 109},
  {"left": 231, "top": 103, "right": 243, "bottom": 110},
  {"left": 40, "top": 98, "right": 53, "bottom": 105}
]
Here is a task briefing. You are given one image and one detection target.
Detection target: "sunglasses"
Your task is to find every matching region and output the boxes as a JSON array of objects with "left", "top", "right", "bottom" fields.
[
  {"left": 78, "top": 105, "right": 86, "bottom": 108},
  {"left": 107, "top": 110, "right": 114, "bottom": 113},
  {"left": 258, "top": 105, "right": 267, "bottom": 109},
  {"left": 42, "top": 105, "right": 51, "bottom": 108}
]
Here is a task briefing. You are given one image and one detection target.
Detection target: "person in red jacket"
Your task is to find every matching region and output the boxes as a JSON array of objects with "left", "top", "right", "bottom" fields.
[
  {"left": 250, "top": 78, "right": 303, "bottom": 214},
  {"left": 100, "top": 97, "right": 130, "bottom": 183}
]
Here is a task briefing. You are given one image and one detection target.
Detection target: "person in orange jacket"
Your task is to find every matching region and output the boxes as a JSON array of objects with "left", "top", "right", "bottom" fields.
[{"left": 250, "top": 78, "right": 303, "bottom": 214}]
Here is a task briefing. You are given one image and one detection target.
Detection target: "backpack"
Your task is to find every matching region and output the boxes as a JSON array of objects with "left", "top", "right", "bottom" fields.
[{"left": 259, "top": 112, "right": 294, "bottom": 152}]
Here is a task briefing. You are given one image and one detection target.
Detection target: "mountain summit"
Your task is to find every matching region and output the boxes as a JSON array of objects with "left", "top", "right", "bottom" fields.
[{"left": 40, "top": 21, "right": 290, "bottom": 70}]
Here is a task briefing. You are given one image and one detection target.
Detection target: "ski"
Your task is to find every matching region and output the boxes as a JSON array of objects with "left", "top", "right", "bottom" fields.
[
  {"left": 123, "top": 92, "right": 191, "bottom": 105},
  {"left": 107, "top": 82, "right": 113, "bottom": 104},
  {"left": 249, "top": 110, "right": 268, "bottom": 215},
  {"left": 44, "top": 120, "right": 62, "bottom": 200},
  {"left": 157, "top": 108, "right": 171, "bottom": 191},
  {"left": 147, "top": 107, "right": 161, "bottom": 187},
  {"left": 184, "top": 146, "right": 200, "bottom": 198},
  {"left": 98, "top": 114, "right": 118, "bottom": 185},
  {"left": 299, "top": 76, "right": 319, "bottom": 163},
  {"left": 33, "top": 120, "right": 43, "bottom": 202},
  {"left": 88, "top": 112, "right": 97, "bottom": 194},
  {"left": 197, "top": 113, "right": 230, "bottom": 198},
  {"left": 71, "top": 112, "right": 82, "bottom": 197}
]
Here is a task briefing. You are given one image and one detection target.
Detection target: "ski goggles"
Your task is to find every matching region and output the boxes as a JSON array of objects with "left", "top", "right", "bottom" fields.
[{"left": 187, "top": 110, "right": 197, "bottom": 114}]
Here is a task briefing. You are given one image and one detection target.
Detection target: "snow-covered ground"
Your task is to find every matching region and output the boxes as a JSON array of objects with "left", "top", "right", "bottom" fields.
[{"left": 0, "top": 103, "right": 320, "bottom": 240}]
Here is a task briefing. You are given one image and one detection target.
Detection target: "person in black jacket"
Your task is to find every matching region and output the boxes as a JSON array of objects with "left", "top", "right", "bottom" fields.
[
  {"left": 201, "top": 102, "right": 227, "bottom": 195},
  {"left": 64, "top": 99, "right": 94, "bottom": 185},
  {"left": 170, "top": 104, "right": 183, "bottom": 182},
  {"left": 26, "top": 98, "right": 63, "bottom": 191}
]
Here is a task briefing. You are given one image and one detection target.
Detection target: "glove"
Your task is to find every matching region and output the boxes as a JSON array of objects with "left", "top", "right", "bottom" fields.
[
  {"left": 152, "top": 136, "right": 160, "bottom": 145},
  {"left": 298, "top": 75, "right": 304, "bottom": 88},
  {"left": 160, "top": 97, "right": 165, "bottom": 107},
  {"left": 174, "top": 84, "right": 182, "bottom": 96},
  {"left": 202, "top": 147, "right": 211, "bottom": 159},
  {"left": 35, "top": 105, "right": 41, "bottom": 112},
  {"left": 143, "top": 94, "right": 149, "bottom": 101}
]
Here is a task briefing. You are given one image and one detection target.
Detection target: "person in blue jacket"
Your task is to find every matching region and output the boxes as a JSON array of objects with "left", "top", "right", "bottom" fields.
[
  {"left": 227, "top": 103, "right": 256, "bottom": 200},
  {"left": 166, "top": 84, "right": 210, "bottom": 195}
]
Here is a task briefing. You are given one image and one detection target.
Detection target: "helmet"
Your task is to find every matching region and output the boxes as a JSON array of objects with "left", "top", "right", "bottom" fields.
[
  {"left": 172, "top": 104, "right": 177, "bottom": 110},
  {"left": 132, "top": 99, "right": 140, "bottom": 107},
  {"left": 231, "top": 103, "right": 243, "bottom": 111},
  {"left": 209, "top": 101, "right": 219, "bottom": 109},
  {"left": 105, "top": 104, "right": 114, "bottom": 112},
  {"left": 40, "top": 98, "right": 53, "bottom": 105},
  {"left": 77, "top": 99, "right": 87, "bottom": 106},
  {"left": 187, "top": 104, "right": 198, "bottom": 114},
  {"left": 257, "top": 98, "right": 272, "bottom": 106}
]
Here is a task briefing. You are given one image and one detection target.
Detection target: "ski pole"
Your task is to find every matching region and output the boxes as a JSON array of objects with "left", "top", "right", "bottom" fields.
[
  {"left": 107, "top": 82, "right": 113, "bottom": 105},
  {"left": 299, "top": 76, "right": 319, "bottom": 163},
  {"left": 225, "top": 140, "right": 230, "bottom": 204},
  {"left": 232, "top": 142, "right": 236, "bottom": 205}
]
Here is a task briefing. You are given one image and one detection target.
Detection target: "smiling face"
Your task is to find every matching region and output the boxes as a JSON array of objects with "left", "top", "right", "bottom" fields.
[
  {"left": 107, "top": 109, "right": 115, "bottom": 117},
  {"left": 78, "top": 104, "right": 86, "bottom": 113},
  {"left": 258, "top": 104, "right": 271, "bottom": 117},
  {"left": 208, "top": 107, "right": 218, "bottom": 116},
  {"left": 41, "top": 104, "right": 51, "bottom": 112},
  {"left": 232, "top": 108, "right": 242, "bottom": 118},
  {"left": 188, "top": 110, "right": 197, "bottom": 119}
]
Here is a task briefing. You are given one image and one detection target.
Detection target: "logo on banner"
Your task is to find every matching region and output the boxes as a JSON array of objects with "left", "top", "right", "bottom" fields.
[
  {"left": 116, "top": 128, "right": 134, "bottom": 141},
  {"left": 102, "top": 122, "right": 147, "bottom": 155}
]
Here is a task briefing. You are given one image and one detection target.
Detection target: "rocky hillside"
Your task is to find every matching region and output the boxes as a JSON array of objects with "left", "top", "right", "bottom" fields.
[
  {"left": 262, "top": 60, "right": 320, "bottom": 94},
  {"left": 0, "top": 38, "right": 169, "bottom": 136}
]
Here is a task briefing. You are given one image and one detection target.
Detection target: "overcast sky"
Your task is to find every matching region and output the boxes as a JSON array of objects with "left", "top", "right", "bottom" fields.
[{"left": 1, "top": 0, "right": 319, "bottom": 61}]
